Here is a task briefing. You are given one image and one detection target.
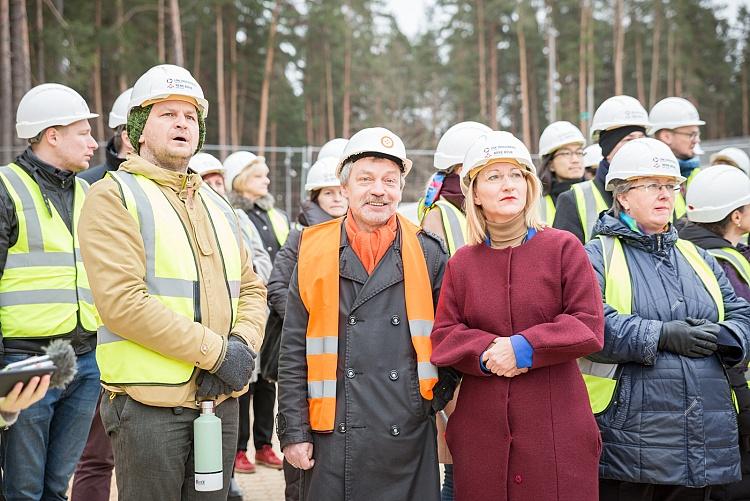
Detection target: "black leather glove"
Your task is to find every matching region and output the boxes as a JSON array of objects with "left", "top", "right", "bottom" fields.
[
  {"left": 431, "top": 367, "right": 461, "bottom": 415},
  {"left": 196, "top": 371, "right": 233, "bottom": 399},
  {"left": 659, "top": 319, "right": 718, "bottom": 358},
  {"left": 214, "top": 335, "right": 257, "bottom": 391}
]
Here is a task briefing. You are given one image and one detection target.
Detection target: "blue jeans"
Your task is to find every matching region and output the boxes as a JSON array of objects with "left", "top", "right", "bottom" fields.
[{"left": 2, "top": 350, "right": 100, "bottom": 501}]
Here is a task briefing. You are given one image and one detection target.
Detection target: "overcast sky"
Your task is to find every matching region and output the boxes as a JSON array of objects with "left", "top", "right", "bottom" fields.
[{"left": 386, "top": 0, "right": 750, "bottom": 40}]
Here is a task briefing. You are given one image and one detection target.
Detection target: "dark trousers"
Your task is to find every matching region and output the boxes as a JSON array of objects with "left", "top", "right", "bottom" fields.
[
  {"left": 251, "top": 375, "right": 275, "bottom": 449},
  {"left": 236, "top": 392, "right": 251, "bottom": 451},
  {"left": 600, "top": 479, "right": 712, "bottom": 501},
  {"left": 71, "top": 392, "right": 114, "bottom": 501},
  {"left": 283, "top": 458, "right": 303, "bottom": 501},
  {"left": 100, "top": 393, "right": 239, "bottom": 501}
]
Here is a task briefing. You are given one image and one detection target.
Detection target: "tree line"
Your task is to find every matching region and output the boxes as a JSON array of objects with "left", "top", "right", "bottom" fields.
[{"left": 0, "top": 0, "right": 748, "bottom": 164}]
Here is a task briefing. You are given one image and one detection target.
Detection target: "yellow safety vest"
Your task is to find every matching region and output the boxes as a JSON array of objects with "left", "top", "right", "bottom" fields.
[
  {"left": 268, "top": 207, "right": 289, "bottom": 246},
  {"left": 96, "top": 172, "right": 242, "bottom": 386},
  {"left": 579, "top": 236, "right": 725, "bottom": 414},
  {"left": 571, "top": 181, "right": 609, "bottom": 243},
  {"left": 419, "top": 199, "right": 467, "bottom": 256},
  {"left": 674, "top": 192, "right": 687, "bottom": 219},
  {"left": 0, "top": 163, "right": 99, "bottom": 337},
  {"left": 709, "top": 247, "right": 750, "bottom": 286},
  {"left": 686, "top": 167, "right": 701, "bottom": 187},
  {"left": 538, "top": 194, "right": 556, "bottom": 225}
]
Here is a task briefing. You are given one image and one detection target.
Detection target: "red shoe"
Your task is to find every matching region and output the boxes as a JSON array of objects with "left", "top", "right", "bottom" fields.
[
  {"left": 234, "top": 450, "right": 256, "bottom": 474},
  {"left": 255, "top": 444, "right": 283, "bottom": 470}
]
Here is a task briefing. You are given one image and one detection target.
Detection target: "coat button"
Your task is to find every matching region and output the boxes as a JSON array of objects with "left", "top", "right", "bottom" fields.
[
  {"left": 390, "top": 425, "right": 400, "bottom": 436},
  {"left": 389, "top": 370, "right": 399, "bottom": 381},
  {"left": 391, "top": 315, "right": 400, "bottom": 326},
  {"left": 267, "top": 246, "right": 273, "bottom": 252},
  {"left": 262, "top": 225, "right": 268, "bottom": 230},
  {"left": 514, "top": 474, "right": 523, "bottom": 484},
  {"left": 348, "top": 315, "right": 357, "bottom": 325},
  {"left": 338, "top": 423, "right": 346, "bottom": 433},
  {"left": 346, "top": 368, "right": 355, "bottom": 379}
]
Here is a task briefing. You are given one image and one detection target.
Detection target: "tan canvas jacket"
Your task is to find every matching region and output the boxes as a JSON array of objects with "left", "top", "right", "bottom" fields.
[{"left": 78, "top": 155, "right": 267, "bottom": 408}]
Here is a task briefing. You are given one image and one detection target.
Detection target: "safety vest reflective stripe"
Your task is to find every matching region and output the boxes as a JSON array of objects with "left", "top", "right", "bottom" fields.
[
  {"left": 538, "top": 194, "right": 556, "bottom": 225},
  {"left": 268, "top": 208, "right": 289, "bottom": 246},
  {"left": 0, "top": 163, "right": 98, "bottom": 337},
  {"left": 579, "top": 236, "right": 725, "bottom": 414},
  {"left": 708, "top": 248, "right": 750, "bottom": 286},
  {"left": 433, "top": 200, "right": 466, "bottom": 256},
  {"left": 571, "top": 181, "right": 608, "bottom": 243},
  {"left": 97, "top": 171, "right": 241, "bottom": 386}
]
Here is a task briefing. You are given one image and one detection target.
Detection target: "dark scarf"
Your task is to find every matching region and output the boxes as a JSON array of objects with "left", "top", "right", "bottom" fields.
[
  {"left": 550, "top": 178, "right": 583, "bottom": 203},
  {"left": 440, "top": 173, "right": 464, "bottom": 210}
]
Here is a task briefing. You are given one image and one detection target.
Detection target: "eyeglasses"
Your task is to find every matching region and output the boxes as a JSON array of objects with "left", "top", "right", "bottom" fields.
[
  {"left": 627, "top": 183, "right": 681, "bottom": 194},
  {"left": 553, "top": 150, "right": 585, "bottom": 159},
  {"left": 672, "top": 130, "right": 700, "bottom": 141}
]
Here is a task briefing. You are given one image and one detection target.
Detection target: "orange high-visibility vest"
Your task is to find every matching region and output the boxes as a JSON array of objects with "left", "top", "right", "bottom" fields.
[{"left": 297, "top": 214, "right": 438, "bottom": 432}]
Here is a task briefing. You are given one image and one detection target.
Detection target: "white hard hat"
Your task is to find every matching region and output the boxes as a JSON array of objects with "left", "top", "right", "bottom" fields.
[
  {"left": 583, "top": 144, "right": 603, "bottom": 168},
  {"left": 538, "top": 121, "right": 586, "bottom": 156},
  {"left": 710, "top": 147, "right": 750, "bottom": 176},
  {"left": 460, "top": 131, "right": 536, "bottom": 193},
  {"left": 687, "top": 164, "right": 750, "bottom": 223},
  {"left": 648, "top": 97, "right": 704, "bottom": 135},
  {"left": 128, "top": 64, "right": 209, "bottom": 116},
  {"left": 189, "top": 152, "right": 224, "bottom": 177},
  {"left": 337, "top": 127, "right": 412, "bottom": 177},
  {"left": 590, "top": 95, "right": 650, "bottom": 142},
  {"left": 434, "top": 121, "right": 492, "bottom": 171},
  {"left": 223, "top": 150, "right": 265, "bottom": 192},
  {"left": 305, "top": 156, "right": 340, "bottom": 192},
  {"left": 605, "top": 137, "right": 686, "bottom": 190},
  {"left": 16, "top": 83, "right": 99, "bottom": 139},
  {"left": 108, "top": 88, "right": 133, "bottom": 129},
  {"left": 317, "top": 138, "right": 348, "bottom": 162}
]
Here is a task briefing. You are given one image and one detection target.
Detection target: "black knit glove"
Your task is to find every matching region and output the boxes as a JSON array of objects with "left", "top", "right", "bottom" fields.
[
  {"left": 214, "top": 335, "right": 257, "bottom": 391},
  {"left": 196, "top": 371, "right": 233, "bottom": 399},
  {"left": 659, "top": 319, "right": 718, "bottom": 358}
]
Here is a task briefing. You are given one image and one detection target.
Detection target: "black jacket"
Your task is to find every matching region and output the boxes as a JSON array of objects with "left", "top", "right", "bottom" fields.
[
  {"left": 267, "top": 201, "right": 334, "bottom": 319},
  {"left": 553, "top": 160, "right": 614, "bottom": 243},
  {"left": 0, "top": 148, "right": 96, "bottom": 357},
  {"left": 78, "top": 137, "right": 126, "bottom": 184}
]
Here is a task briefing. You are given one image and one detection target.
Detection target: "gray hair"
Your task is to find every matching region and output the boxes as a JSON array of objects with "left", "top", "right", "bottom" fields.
[
  {"left": 610, "top": 179, "right": 635, "bottom": 216},
  {"left": 338, "top": 159, "right": 406, "bottom": 189}
]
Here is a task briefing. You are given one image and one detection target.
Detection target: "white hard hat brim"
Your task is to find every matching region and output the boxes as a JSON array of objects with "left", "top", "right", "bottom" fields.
[
  {"left": 17, "top": 111, "right": 100, "bottom": 139},
  {"left": 337, "top": 153, "right": 412, "bottom": 178},
  {"left": 605, "top": 173, "right": 687, "bottom": 191}
]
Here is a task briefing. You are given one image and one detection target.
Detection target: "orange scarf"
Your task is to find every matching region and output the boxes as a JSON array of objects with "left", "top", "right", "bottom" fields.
[{"left": 344, "top": 211, "right": 398, "bottom": 274}]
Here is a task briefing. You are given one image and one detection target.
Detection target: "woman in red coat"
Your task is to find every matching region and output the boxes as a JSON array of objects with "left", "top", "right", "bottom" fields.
[{"left": 430, "top": 131, "right": 605, "bottom": 501}]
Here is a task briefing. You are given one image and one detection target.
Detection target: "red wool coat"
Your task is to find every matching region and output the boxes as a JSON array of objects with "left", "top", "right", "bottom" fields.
[{"left": 431, "top": 228, "right": 604, "bottom": 501}]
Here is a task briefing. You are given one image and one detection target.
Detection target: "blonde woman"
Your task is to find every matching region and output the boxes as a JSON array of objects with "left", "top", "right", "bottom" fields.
[{"left": 430, "top": 131, "right": 604, "bottom": 500}]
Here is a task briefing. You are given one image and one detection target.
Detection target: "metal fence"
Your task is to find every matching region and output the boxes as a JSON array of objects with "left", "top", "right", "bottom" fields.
[{"left": 2, "top": 136, "right": 749, "bottom": 220}]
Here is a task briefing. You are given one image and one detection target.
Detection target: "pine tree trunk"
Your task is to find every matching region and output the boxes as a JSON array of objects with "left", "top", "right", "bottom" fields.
[
  {"left": 215, "top": 4, "right": 227, "bottom": 158},
  {"left": 488, "top": 21, "right": 498, "bottom": 129},
  {"left": 649, "top": 1, "right": 661, "bottom": 107},
  {"left": 257, "top": 1, "right": 280, "bottom": 154},
  {"left": 325, "top": 47, "right": 335, "bottom": 139},
  {"left": 613, "top": 0, "right": 624, "bottom": 95},
  {"left": 342, "top": 29, "right": 351, "bottom": 138},
  {"left": 635, "top": 31, "right": 645, "bottom": 104},
  {"left": 167, "top": 0, "right": 183, "bottom": 66},
  {"left": 516, "top": 9, "right": 531, "bottom": 148},
  {"left": 666, "top": 28, "right": 674, "bottom": 96},
  {"left": 229, "top": 15, "right": 238, "bottom": 147},
  {"left": 742, "top": 61, "right": 749, "bottom": 136},
  {"left": 116, "top": 0, "right": 127, "bottom": 91},
  {"left": 10, "top": 0, "right": 30, "bottom": 148},
  {"left": 578, "top": 1, "right": 588, "bottom": 132},
  {"left": 92, "top": 0, "right": 104, "bottom": 143},
  {"left": 157, "top": 0, "right": 165, "bottom": 62},
  {"left": 587, "top": 2, "right": 594, "bottom": 126},
  {"left": 476, "top": 0, "right": 487, "bottom": 120},
  {"left": 305, "top": 96, "right": 314, "bottom": 146},
  {"left": 35, "top": 0, "right": 43, "bottom": 82},
  {"left": 0, "top": 0, "right": 11, "bottom": 153},
  {"left": 546, "top": 0, "right": 557, "bottom": 122}
]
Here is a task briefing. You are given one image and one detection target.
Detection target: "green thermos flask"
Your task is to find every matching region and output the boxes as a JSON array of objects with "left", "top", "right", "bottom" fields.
[{"left": 194, "top": 400, "right": 223, "bottom": 492}]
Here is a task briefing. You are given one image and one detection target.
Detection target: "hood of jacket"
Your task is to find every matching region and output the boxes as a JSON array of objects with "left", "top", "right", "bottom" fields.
[
  {"left": 120, "top": 154, "right": 202, "bottom": 196},
  {"left": 592, "top": 210, "right": 679, "bottom": 255},
  {"left": 678, "top": 221, "right": 732, "bottom": 250},
  {"left": 297, "top": 200, "right": 334, "bottom": 227}
]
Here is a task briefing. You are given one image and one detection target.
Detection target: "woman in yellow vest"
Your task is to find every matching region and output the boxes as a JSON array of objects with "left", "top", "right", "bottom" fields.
[
  {"left": 583, "top": 138, "right": 750, "bottom": 499},
  {"left": 680, "top": 164, "right": 750, "bottom": 500},
  {"left": 536, "top": 121, "right": 587, "bottom": 225}
]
